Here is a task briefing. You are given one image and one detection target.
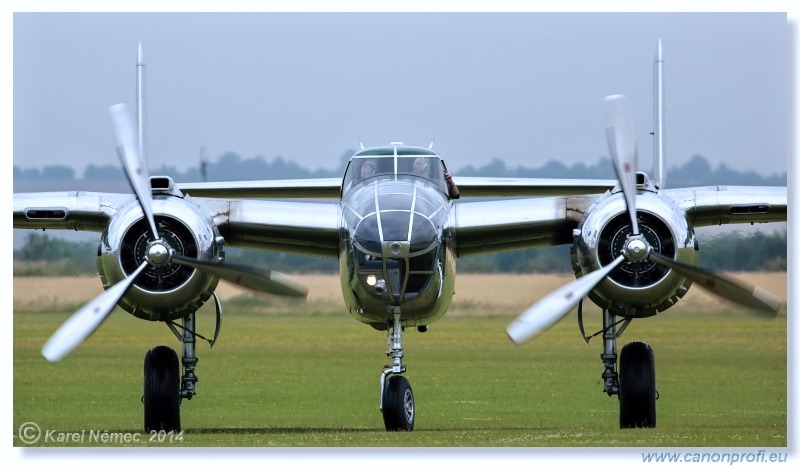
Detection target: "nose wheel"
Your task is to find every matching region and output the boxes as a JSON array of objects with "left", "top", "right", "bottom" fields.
[{"left": 382, "top": 375, "right": 415, "bottom": 431}]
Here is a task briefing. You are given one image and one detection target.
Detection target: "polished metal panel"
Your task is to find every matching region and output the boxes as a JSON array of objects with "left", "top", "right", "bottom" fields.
[
  {"left": 13, "top": 191, "right": 133, "bottom": 232},
  {"left": 453, "top": 195, "right": 599, "bottom": 256},
  {"left": 664, "top": 185, "right": 787, "bottom": 227},
  {"left": 210, "top": 198, "right": 341, "bottom": 257}
]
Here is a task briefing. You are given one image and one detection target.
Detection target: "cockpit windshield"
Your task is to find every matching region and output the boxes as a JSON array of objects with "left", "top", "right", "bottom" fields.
[{"left": 342, "top": 147, "right": 448, "bottom": 195}]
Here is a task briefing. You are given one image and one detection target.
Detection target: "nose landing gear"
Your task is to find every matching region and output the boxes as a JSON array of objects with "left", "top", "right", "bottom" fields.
[{"left": 379, "top": 306, "right": 415, "bottom": 431}]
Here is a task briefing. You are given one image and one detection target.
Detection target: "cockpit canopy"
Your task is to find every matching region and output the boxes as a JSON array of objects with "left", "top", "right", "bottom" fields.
[{"left": 342, "top": 145, "right": 448, "bottom": 196}]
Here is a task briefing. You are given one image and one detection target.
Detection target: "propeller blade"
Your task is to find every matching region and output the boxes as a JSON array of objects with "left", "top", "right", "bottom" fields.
[
  {"left": 507, "top": 255, "right": 625, "bottom": 344},
  {"left": 109, "top": 103, "right": 160, "bottom": 240},
  {"left": 649, "top": 252, "right": 781, "bottom": 316},
  {"left": 604, "top": 94, "right": 640, "bottom": 235},
  {"left": 171, "top": 254, "right": 309, "bottom": 298},
  {"left": 42, "top": 262, "right": 149, "bottom": 362}
]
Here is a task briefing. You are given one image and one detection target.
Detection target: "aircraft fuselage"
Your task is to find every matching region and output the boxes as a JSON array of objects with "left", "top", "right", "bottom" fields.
[{"left": 337, "top": 146, "right": 456, "bottom": 330}]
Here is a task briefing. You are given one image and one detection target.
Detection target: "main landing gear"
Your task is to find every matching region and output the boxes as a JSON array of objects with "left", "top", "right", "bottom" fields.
[
  {"left": 582, "top": 306, "right": 657, "bottom": 428},
  {"left": 142, "top": 294, "right": 222, "bottom": 432},
  {"left": 143, "top": 345, "right": 181, "bottom": 432},
  {"left": 380, "top": 306, "right": 415, "bottom": 431}
]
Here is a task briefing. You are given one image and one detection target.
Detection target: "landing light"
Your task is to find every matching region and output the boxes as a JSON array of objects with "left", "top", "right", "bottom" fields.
[{"left": 366, "top": 275, "right": 377, "bottom": 286}]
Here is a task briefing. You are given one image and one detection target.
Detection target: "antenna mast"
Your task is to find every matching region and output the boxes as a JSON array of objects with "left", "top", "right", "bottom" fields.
[
  {"left": 652, "top": 39, "right": 666, "bottom": 189},
  {"left": 136, "top": 43, "right": 148, "bottom": 167}
]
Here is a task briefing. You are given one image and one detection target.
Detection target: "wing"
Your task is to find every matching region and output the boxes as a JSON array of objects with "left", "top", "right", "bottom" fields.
[
  {"left": 663, "top": 185, "right": 787, "bottom": 227},
  {"left": 445, "top": 177, "right": 615, "bottom": 257},
  {"left": 13, "top": 188, "right": 341, "bottom": 258},
  {"left": 200, "top": 197, "right": 340, "bottom": 257},
  {"left": 171, "top": 176, "right": 618, "bottom": 258},
  {"left": 13, "top": 191, "right": 132, "bottom": 232},
  {"left": 453, "top": 194, "right": 597, "bottom": 257},
  {"left": 177, "top": 178, "right": 342, "bottom": 199},
  {"left": 454, "top": 177, "right": 617, "bottom": 197},
  {"left": 452, "top": 185, "right": 786, "bottom": 258},
  {"left": 176, "top": 177, "right": 616, "bottom": 199}
]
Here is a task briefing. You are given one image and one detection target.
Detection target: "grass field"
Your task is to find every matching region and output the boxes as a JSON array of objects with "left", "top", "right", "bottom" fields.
[{"left": 12, "top": 273, "right": 788, "bottom": 448}]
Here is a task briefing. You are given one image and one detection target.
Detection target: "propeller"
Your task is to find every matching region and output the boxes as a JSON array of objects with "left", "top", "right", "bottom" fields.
[
  {"left": 43, "top": 104, "right": 157, "bottom": 362},
  {"left": 171, "top": 253, "right": 308, "bottom": 298},
  {"left": 43, "top": 262, "right": 149, "bottom": 362},
  {"left": 109, "top": 103, "right": 160, "bottom": 240},
  {"left": 604, "top": 94, "right": 640, "bottom": 236},
  {"left": 42, "top": 104, "right": 308, "bottom": 362},
  {"left": 507, "top": 256, "right": 624, "bottom": 344},
  {"left": 506, "top": 95, "right": 782, "bottom": 345},
  {"left": 648, "top": 252, "right": 780, "bottom": 317}
]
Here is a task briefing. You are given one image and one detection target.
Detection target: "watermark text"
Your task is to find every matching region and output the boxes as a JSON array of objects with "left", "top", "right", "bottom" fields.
[
  {"left": 642, "top": 450, "right": 788, "bottom": 464},
  {"left": 17, "top": 422, "right": 184, "bottom": 445}
]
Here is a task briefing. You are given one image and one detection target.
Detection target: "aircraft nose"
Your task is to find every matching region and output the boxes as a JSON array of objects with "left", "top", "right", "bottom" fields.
[
  {"left": 347, "top": 180, "right": 447, "bottom": 259},
  {"left": 374, "top": 210, "right": 438, "bottom": 255},
  {"left": 353, "top": 212, "right": 438, "bottom": 258}
]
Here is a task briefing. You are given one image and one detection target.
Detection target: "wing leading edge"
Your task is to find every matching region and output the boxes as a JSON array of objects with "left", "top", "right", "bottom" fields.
[
  {"left": 454, "top": 177, "right": 617, "bottom": 198},
  {"left": 177, "top": 178, "right": 343, "bottom": 199}
]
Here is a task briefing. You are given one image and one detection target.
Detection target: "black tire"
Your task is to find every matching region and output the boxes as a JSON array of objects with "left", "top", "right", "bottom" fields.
[
  {"left": 619, "top": 341, "right": 656, "bottom": 428},
  {"left": 143, "top": 345, "right": 181, "bottom": 432},
  {"left": 382, "top": 375, "right": 415, "bottom": 431}
]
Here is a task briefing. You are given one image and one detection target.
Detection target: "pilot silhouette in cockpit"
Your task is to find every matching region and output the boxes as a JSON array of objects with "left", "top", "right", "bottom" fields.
[
  {"left": 412, "top": 157, "right": 460, "bottom": 199},
  {"left": 360, "top": 160, "right": 377, "bottom": 179},
  {"left": 411, "top": 157, "right": 430, "bottom": 177}
]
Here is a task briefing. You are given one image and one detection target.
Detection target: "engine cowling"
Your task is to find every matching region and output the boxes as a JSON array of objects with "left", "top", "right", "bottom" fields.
[
  {"left": 97, "top": 193, "right": 223, "bottom": 321},
  {"left": 571, "top": 189, "right": 697, "bottom": 317}
]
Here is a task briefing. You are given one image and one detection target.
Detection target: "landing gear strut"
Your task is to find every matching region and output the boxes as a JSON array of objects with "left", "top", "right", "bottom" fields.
[
  {"left": 143, "top": 312, "right": 199, "bottom": 432},
  {"left": 596, "top": 308, "right": 657, "bottom": 429},
  {"left": 143, "top": 294, "right": 222, "bottom": 433},
  {"left": 380, "top": 306, "right": 415, "bottom": 431}
]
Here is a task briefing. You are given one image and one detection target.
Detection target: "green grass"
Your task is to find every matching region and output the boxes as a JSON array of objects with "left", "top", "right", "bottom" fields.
[{"left": 13, "top": 307, "right": 787, "bottom": 447}]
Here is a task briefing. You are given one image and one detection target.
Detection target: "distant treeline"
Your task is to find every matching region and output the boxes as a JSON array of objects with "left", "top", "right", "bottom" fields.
[
  {"left": 13, "top": 230, "right": 787, "bottom": 276},
  {"left": 13, "top": 153, "right": 786, "bottom": 188}
]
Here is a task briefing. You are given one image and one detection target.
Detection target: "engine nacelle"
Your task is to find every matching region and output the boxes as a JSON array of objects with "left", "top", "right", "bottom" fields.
[
  {"left": 97, "top": 192, "right": 223, "bottom": 321},
  {"left": 571, "top": 188, "right": 697, "bottom": 317}
]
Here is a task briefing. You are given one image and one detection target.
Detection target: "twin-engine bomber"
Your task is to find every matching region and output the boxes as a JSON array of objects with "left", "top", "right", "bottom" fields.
[{"left": 13, "top": 41, "right": 786, "bottom": 431}]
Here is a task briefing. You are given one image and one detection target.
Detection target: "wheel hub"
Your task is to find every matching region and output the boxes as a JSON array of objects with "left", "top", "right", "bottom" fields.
[{"left": 403, "top": 389, "right": 415, "bottom": 421}]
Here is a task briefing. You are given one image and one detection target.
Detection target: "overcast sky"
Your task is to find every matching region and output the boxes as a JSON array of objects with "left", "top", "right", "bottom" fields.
[{"left": 12, "top": 11, "right": 789, "bottom": 179}]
